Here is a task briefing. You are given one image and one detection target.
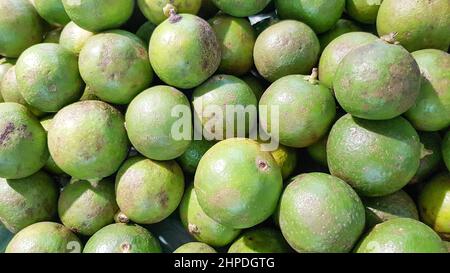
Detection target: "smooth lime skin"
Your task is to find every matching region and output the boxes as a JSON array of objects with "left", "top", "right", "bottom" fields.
[
  {"left": 211, "top": 0, "right": 271, "bottom": 17},
  {"left": 405, "top": 49, "right": 450, "bottom": 131},
  {"left": 259, "top": 74, "right": 336, "bottom": 148},
  {"left": 318, "top": 19, "right": 362, "bottom": 51},
  {"left": 0, "top": 59, "right": 15, "bottom": 103},
  {"left": 228, "top": 228, "right": 291, "bottom": 253},
  {"left": 279, "top": 173, "right": 365, "bottom": 253},
  {"left": 209, "top": 15, "right": 256, "bottom": 76},
  {"left": 39, "top": 116, "right": 65, "bottom": 175},
  {"left": 125, "top": 86, "right": 192, "bottom": 161},
  {"left": 6, "top": 222, "right": 82, "bottom": 253},
  {"left": 418, "top": 173, "right": 450, "bottom": 239},
  {"left": 363, "top": 190, "right": 419, "bottom": 229},
  {"left": 346, "top": 0, "right": 382, "bottom": 24},
  {"left": 410, "top": 132, "right": 442, "bottom": 184},
  {"left": 149, "top": 14, "right": 221, "bottom": 89},
  {"left": 83, "top": 223, "right": 161, "bottom": 253},
  {"left": 275, "top": 0, "right": 345, "bottom": 33},
  {"left": 115, "top": 156, "right": 185, "bottom": 224},
  {"left": 254, "top": 20, "right": 320, "bottom": 83},
  {"left": 355, "top": 218, "right": 447, "bottom": 253},
  {"left": 194, "top": 138, "right": 283, "bottom": 229},
  {"left": 334, "top": 40, "right": 421, "bottom": 120},
  {"left": 59, "top": 179, "right": 118, "bottom": 236},
  {"left": 62, "top": 0, "right": 134, "bottom": 32},
  {"left": 0, "top": 171, "right": 58, "bottom": 233},
  {"left": 192, "top": 75, "right": 257, "bottom": 139},
  {"left": 34, "top": 0, "right": 71, "bottom": 26},
  {"left": 444, "top": 130, "right": 450, "bottom": 171},
  {"left": 136, "top": 21, "right": 156, "bottom": 44},
  {"left": 79, "top": 30, "right": 153, "bottom": 105},
  {"left": 0, "top": 0, "right": 44, "bottom": 58},
  {"left": 0, "top": 103, "right": 48, "bottom": 179},
  {"left": 271, "top": 144, "right": 298, "bottom": 180},
  {"left": 178, "top": 139, "right": 216, "bottom": 174},
  {"left": 138, "top": 0, "right": 202, "bottom": 25},
  {"left": 48, "top": 101, "right": 129, "bottom": 181},
  {"left": 318, "top": 32, "right": 378, "bottom": 89},
  {"left": 327, "top": 114, "right": 421, "bottom": 197},
  {"left": 307, "top": 135, "right": 328, "bottom": 167},
  {"left": 174, "top": 242, "right": 217, "bottom": 253},
  {"left": 376, "top": 0, "right": 450, "bottom": 52},
  {"left": 179, "top": 185, "right": 240, "bottom": 247},
  {"left": 15, "top": 43, "right": 83, "bottom": 113},
  {"left": 59, "top": 21, "right": 95, "bottom": 55}
]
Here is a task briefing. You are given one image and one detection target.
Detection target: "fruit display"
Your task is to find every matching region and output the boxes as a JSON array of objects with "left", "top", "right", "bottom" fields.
[{"left": 0, "top": 0, "right": 449, "bottom": 254}]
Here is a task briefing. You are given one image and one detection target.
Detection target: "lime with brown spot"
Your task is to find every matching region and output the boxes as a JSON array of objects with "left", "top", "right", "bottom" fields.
[
  {"left": 228, "top": 228, "right": 291, "bottom": 253},
  {"left": 174, "top": 242, "right": 217, "bottom": 253}
]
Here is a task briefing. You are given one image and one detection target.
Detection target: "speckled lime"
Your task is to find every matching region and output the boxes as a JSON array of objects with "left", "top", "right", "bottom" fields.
[
  {"left": 174, "top": 242, "right": 217, "bottom": 253},
  {"left": 410, "top": 132, "right": 442, "bottom": 184},
  {"left": 179, "top": 185, "right": 240, "bottom": 247},
  {"left": 0, "top": 0, "right": 44, "bottom": 58},
  {"left": 0, "top": 103, "right": 48, "bottom": 179},
  {"left": 138, "top": 0, "right": 202, "bottom": 25},
  {"left": 79, "top": 30, "right": 153, "bottom": 104},
  {"left": 377, "top": 0, "right": 450, "bottom": 52},
  {"left": 279, "top": 172, "right": 365, "bottom": 253},
  {"left": 405, "top": 49, "right": 450, "bottom": 131},
  {"left": 62, "top": 0, "right": 134, "bottom": 32},
  {"left": 6, "top": 222, "right": 82, "bottom": 253},
  {"left": 59, "top": 21, "right": 95, "bottom": 55},
  {"left": 259, "top": 74, "right": 336, "bottom": 148},
  {"left": 149, "top": 13, "right": 221, "bottom": 89},
  {"left": 15, "top": 43, "right": 83, "bottom": 113},
  {"left": 0, "top": 171, "right": 58, "bottom": 233},
  {"left": 115, "top": 156, "right": 185, "bottom": 224},
  {"left": 34, "top": 0, "right": 70, "bottom": 26},
  {"left": 178, "top": 139, "right": 216, "bottom": 174},
  {"left": 318, "top": 19, "right": 362, "bottom": 51},
  {"left": 228, "top": 228, "right": 290, "bottom": 253},
  {"left": 125, "top": 86, "right": 192, "bottom": 161},
  {"left": 194, "top": 138, "right": 283, "bottom": 229},
  {"left": 254, "top": 20, "right": 320, "bottom": 82},
  {"left": 211, "top": 0, "right": 271, "bottom": 17},
  {"left": 327, "top": 114, "right": 422, "bottom": 197},
  {"left": 355, "top": 218, "right": 446, "bottom": 253},
  {"left": 346, "top": 0, "right": 382, "bottom": 24},
  {"left": 48, "top": 101, "right": 129, "bottom": 181}
]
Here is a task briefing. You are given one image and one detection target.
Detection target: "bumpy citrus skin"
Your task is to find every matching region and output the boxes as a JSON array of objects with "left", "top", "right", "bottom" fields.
[
  {"left": 138, "top": 0, "right": 202, "bottom": 25},
  {"left": 48, "top": 101, "right": 129, "bottom": 181},
  {"left": 59, "top": 21, "right": 95, "bottom": 55},
  {"left": 279, "top": 173, "right": 365, "bottom": 253},
  {"left": 377, "top": 0, "right": 450, "bottom": 52},
  {"left": 334, "top": 40, "right": 421, "bottom": 120},
  {"left": 363, "top": 190, "right": 419, "bottom": 229},
  {"left": 136, "top": 21, "right": 156, "bottom": 44},
  {"left": 34, "top": 0, "right": 70, "bottom": 26},
  {"left": 346, "top": 0, "right": 382, "bottom": 24},
  {"left": 319, "top": 32, "right": 378, "bottom": 89},
  {"left": 209, "top": 15, "right": 256, "bottom": 76},
  {"left": 83, "top": 223, "right": 162, "bottom": 253},
  {"left": 0, "top": 0, "right": 44, "bottom": 58},
  {"left": 327, "top": 114, "right": 421, "bottom": 197},
  {"left": 405, "top": 49, "right": 450, "bottom": 131},
  {"left": 259, "top": 74, "right": 336, "bottom": 148},
  {"left": 39, "top": 116, "right": 64, "bottom": 175},
  {"left": 275, "top": 0, "right": 345, "bottom": 33},
  {"left": 115, "top": 156, "right": 185, "bottom": 224},
  {"left": 410, "top": 132, "right": 442, "bottom": 184},
  {"left": 174, "top": 242, "right": 217, "bottom": 253},
  {"left": 149, "top": 14, "right": 221, "bottom": 89},
  {"left": 126, "top": 86, "right": 192, "bottom": 161},
  {"left": 59, "top": 179, "right": 118, "bottom": 236},
  {"left": 355, "top": 218, "right": 447, "bottom": 253},
  {"left": 444, "top": 130, "right": 450, "bottom": 171},
  {"left": 178, "top": 140, "right": 216, "bottom": 174},
  {"left": 15, "top": 43, "right": 83, "bottom": 113},
  {"left": 0, "top": 171, "right": 58, "bottom": 233},
  {"left": 62, "top": 0, "right": 134, "bottom": 32},
  {"left": 79, "top": 30, "right": 153, "bottom": 105},
  {"left": 6, "top": 222, "right": 82, "bottom": 253},
  {"left": 318, "top": 19, "right": 361, "bottom": 51},
  {"left": 254, "top": 21, "right": 320, "bottom": 82},
  {"left": 0, "top": 103, "right": 48, "bottom": 179},
  {"left": 211, "top": 0, "right": 271, "bottom": 17},
  {"left": 228, "top": 228, "right": 291, "bottom": 253},
  {"left": 179, "top": 185, "right": 240, "bottom": 247},
  {"left": 418, "top": 173, "right": 450, "bottom": 239},
  {"left": 195, "top": 138, "right": 283, "bottom": 229},
  {"left": 192, "top": 75, "right": 258, "bottom": 139}
]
